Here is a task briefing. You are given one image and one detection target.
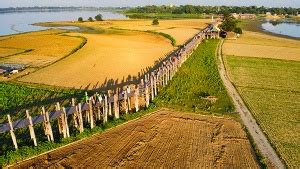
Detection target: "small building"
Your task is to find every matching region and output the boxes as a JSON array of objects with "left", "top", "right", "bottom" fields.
[
  {"left": 232, "top": 13, "right": 257, "bottom": 19},
  {"left": 11, "top": 70, "right": 19, "bottom": 74},
  {"left": 205, "top": 24, "right": 220, "bottom": 39}
]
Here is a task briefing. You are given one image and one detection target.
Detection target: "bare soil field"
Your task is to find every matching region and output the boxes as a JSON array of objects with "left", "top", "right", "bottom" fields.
[
  {"left": 19, "top": 31, "right": 173, "bottom": 89},
  {"left": 10, "top": 110, "right": 259, "bottom": 168},
  {"left": 223, "top": 31, "right": 300, "bottom": 61},
  {"left": 0, "top": 30, "right": 84, "bottom": 67}
]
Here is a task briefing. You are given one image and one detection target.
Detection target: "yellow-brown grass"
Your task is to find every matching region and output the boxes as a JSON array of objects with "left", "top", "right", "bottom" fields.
[
  {"left": 0, "top": 48, "right": 24, "bottom": 58},
  {"left": 223, "top": 31, "right": 300, "bottom": 61},
  {"left": 0, "top": 30, "right": 84, "bottom": 67},
  {"left": 19, "top": 31, "right": 173, "bottom": 89}
]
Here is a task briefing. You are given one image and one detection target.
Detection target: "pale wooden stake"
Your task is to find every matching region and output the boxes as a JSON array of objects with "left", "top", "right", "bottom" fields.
[
  {"left": 154, "top": 74, "right": 157, "bottom": 96},
  {"left": 88, "top": 99, "right": 94, "bottom": 129},
  {"left": 62, "top": 107, "right": 70, "bottom": 138},
  {"left": 97, "top": 95, "right": 102, "bottom": 121},
  {"left": 77, "top": 103, "right": 84, "bottom": 133},
  {"left": 114, "top": 93, "right": 120, "bottom": 119},
  {"left": 57, "top": 102, "right": 67, "bottom": 138},
  {"left": 103, "top": 94, "right": 108, "bottom": 123},
  {"left": 71, "top": 98, "right": 78, "bottom": 129},
  {"left": 124, "top": 89, "right": 128, "bottom": 114},
  {"left": 134, "top": 85, "right": 139, "bottom": 112},
  {"left": 26, "top": 110, "right": 37, "bottom": 146},
  {"left": 127, "top": 86, "right": 131, "bottom": 112},
  {"left": 108, "top": 91, "right": 112, "bottom": 116},
  {"left": 150, "top": 73, "right": 154, "bottom": 100},
  {"left": 145, "top": 84, "right": 150, "bottom": 108},
  {"left": 7, "top": 114, "right": 18, "bottom": 150},
  {"left": 42, "top": 107, "right": 54, "bottom": 142}
]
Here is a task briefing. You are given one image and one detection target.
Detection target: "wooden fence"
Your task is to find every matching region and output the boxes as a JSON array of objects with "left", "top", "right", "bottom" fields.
[{"left": 0, "top": 27, "right": 210, "bottom": 150}]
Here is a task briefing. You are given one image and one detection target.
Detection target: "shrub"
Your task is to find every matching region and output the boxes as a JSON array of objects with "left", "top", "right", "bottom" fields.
[
  {"left": 152, "top": 18, "right": 159, "bottom": 25},
  {"left": 88, "top": 17, "right": 94, "bottom": 22},
  {"left": 78, "top": 17, "right": 83, "bottom": 22},
  {"left": 233, "top": 27, "right": 243, "bottom": 34},
  {"left": 95, "top": 14, "right": 103, "bottom": 21}
]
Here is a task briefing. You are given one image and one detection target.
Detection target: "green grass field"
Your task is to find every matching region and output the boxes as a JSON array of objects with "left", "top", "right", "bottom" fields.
[
  {"left": 154, "top": 40, "right": 234, "bottom": 115},
  {"left": 225, "top": 55, "right": 300, "bottom": 168}
]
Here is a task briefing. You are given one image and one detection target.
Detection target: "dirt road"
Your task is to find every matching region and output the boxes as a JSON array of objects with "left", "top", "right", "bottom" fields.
[
  {"left": 217, "top": 40, "right": 285, "bottom": 168},
  {"left": 10, "top": 109, "right": 258, "bottom": 168}
]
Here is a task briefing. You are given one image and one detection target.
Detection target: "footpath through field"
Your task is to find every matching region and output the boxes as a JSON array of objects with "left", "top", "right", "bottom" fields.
[
  {"left": 9, "top": 109, "right": 258, "bottom": 168},
  {"left": 217, "top": 39, "right": 285, "bottom": 168}
]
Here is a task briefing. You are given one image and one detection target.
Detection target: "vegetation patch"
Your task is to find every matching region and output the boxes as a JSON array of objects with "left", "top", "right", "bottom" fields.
[
  {"left": 154, "top": 40, "right": 234, "bottom": 115},
  {"left": 225, "top": 55, "right": 300, "bottom": 168}
]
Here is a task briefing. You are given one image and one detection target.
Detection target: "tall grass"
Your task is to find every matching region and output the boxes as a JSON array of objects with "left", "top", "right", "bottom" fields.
[{"left": 154, "top": 40, "right": 234, "bottom": 115}]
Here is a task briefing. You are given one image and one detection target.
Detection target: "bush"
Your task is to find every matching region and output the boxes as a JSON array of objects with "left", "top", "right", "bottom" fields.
[
  {"left": 233, "top": 27, "right": 243, "bottom": 34},
  {"left": 95, "top": 14, "right": 103, "bottom": 21},
  {"left": 88, "top": 17, "right": 94, "bottom": 22},
  {"left": 78, "top": 17, "right": 83, "bottom": 22},
  {"left": 152, "top": 18, "right": 159, "bottom": 25}
]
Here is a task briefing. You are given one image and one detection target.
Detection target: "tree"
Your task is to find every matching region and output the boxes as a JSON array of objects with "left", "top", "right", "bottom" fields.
[
  {"left": 220, "top": 12, "right": 237, "bottom": 31},
  {"left": 152, "top": 18, "right": 159, "bottom": 25},
  {"left": 95, "top": 14, "right": 103, "bottom": 21},
  {"left": 233, "top": 27, "right": 243, "bottom": 34},
  {"left": 88, "top": 17, "right": 94, "bottom": 22},
  {"left": 78, "top": 17, "right": 83, "bottom": 22}
]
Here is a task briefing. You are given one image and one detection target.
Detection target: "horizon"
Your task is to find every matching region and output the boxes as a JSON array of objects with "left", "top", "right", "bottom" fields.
[{"left": 0, "top": 0, "right": 300, "bottom": 8}]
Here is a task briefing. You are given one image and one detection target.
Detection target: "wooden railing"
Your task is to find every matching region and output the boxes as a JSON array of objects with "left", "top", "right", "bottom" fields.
[{"left": 0, "top": 27, "right": 208, "bottom": 150}]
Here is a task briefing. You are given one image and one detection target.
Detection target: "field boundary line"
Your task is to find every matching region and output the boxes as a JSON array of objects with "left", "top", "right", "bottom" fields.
[{"left": 217, "top": 39, "right": 285, "bottom": 169}]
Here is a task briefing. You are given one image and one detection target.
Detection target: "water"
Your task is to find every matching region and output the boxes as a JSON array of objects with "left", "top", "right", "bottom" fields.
[
  {"left": 0, "top": 11, "right": 127, "bottom": 36},
  {"left": 261, "top": 20, "right": 300, "bottom": 38}
]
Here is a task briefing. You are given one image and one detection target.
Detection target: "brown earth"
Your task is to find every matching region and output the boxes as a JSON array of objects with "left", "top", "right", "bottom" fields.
[{"left": 10, "top": 110, "right": 259, "bottom": 168}]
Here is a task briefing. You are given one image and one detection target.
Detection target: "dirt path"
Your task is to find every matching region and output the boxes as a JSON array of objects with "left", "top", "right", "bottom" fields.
[
  {"left": 217, "top": 40, "right": 285, "bottom": 168},
  {"left": 10, "top": 109, "right": 258, "bottom": 168}
]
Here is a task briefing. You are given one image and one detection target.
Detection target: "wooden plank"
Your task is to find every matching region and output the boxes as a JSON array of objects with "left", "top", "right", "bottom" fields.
[
  {"left": 103, "top": 94, "right": 108, "bottom": 124},
  {"left": 88, "top": 99, "right": 94, "bottom": 129},
  {"left": 71, "top": 98, "right": 79, "bottom": 129},
  {"left": 145, "top": 84, "right": 150, "bottom": 108},
  {"left": 134, "top": 85, "right": 139, "bottom": 112},
  {"left": 114, "top": 93, "right": 120, "bottom": 119},
  {"left": 62, "top": 107, "right": 70, "bottom": 138},
  {"left": 150, "top": 72, "right": 154, "bottom": 100},
  {"left": 124, "top": 88, "right": 128, "bottom": 114},
  {"left": 26, "top": 110, "right": 37, "bottom": 147},
  {"left": 127, "top": 86, "right": 132, "bottom": 112},
  {"left": 7, "top": 114, "right": 18, "bottom": 150}
]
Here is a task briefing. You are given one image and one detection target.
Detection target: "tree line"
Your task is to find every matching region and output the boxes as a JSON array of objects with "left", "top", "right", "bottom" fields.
[{"left": 126, "top": 5, "right": 300, "bottom": 15}]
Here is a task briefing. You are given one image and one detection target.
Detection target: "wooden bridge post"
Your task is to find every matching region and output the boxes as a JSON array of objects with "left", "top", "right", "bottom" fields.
[
  {"left": 62, "top": 107, "right": 70, "bottom": 138},
  {"left": 77, "top": 103, "right": 84, "bottom": 133},
  {"left": 154, "top": 73, "right": 157, "bottom": 96},
  {"left": 114, "top": 93, "right": 120, "bottom": 119},
  {"left": 134, "top": 85, "right": 139, "bottom": 112},
  {"left": 103, "top": 94, "right": 108, "bottom": 123},
  {"left": 108, "top": 90, "right": 112, "bottom": 116},
  {"left": 42, "top": 107, "right": 54, "bottom": 142},
  {"left": 7, "top": 114, "right": 18, "bottom": 150},
  {"left": 71, "top": 98, "right": 79, "bottom": 129},
  {"left": 26, "top": 110, "right": 37, "bottom": 147},
  {"left": 127, "top": 86, "right": 131, "bottom": 112},
  {"left": 150, "top": 72, "right": 154, "bottom": 100},
  {"left": 56, "top": 102, "right": 67, "bottom": 138},
  {"left": 88, "top": 98, "right": 94, "bottom": 129},
  {"left": 124, "top": 88, "right": 128, "bottom": 114},
  {"left": 97, "top": 94, "right": 102, "bottom": 121},
  {"left": 145, "top": 84, "right": 150, "bottom": 108}
]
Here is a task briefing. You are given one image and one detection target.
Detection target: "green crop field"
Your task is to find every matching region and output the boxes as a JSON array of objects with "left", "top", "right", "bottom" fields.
[
  {"left": 0, "top": 82, "right": 85, "bottom": 122},
  {"left": 224, "top": 55, "right": 300, "bottom": 168},
  {"left": 154, "top": 40, "right": 234, "bottom": 115}
]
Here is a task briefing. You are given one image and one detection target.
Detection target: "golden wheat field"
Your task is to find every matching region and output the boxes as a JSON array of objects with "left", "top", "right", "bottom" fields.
[
  {"left": 159, "top": 28, "right": 200, "bottom": 45},
  {"left": 0, "top": 47, "right": 25, "bottom": 58},
  {"left": 223, "top": 31, "right": 300, "bottom": 61},
  {"left": 0, "top": 30, "right": 84, "bottom": 67},
  {"left": 11, "top": 110, "right": 259, "bottom": 168},
  {"left": 19, "top": 31, "right": 173, "bottom": 89}
]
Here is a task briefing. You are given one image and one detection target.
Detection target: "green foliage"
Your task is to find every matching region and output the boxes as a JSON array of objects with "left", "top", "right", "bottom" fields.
[
  {"left": 220, "top": 13, "right": 237, "bottom": 32},
  {"left": 78, "top": 17, "right": 83, "bottom": 22},
  {"left": 152, "top": 18, "right": 159, "bottom": 25},
  {"left": 88, "top": 17, "right": 94, "bottom": 22},
  {"left": 146, "top": 31, "right": 176, "bottom": 46},
  {"left": 95, "top": 14, "right": 103, "bottom": 21},
  {"left": 154, "top": 40, "right": 234, "bottom": 114},
  {"left": 125, "top": 5, "right": 300, "bottom": 16},
  {"left": 233, "top": 27, "right": 243, "bottom": 34}
]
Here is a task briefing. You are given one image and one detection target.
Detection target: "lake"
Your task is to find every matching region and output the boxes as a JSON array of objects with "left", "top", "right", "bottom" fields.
[
  {"left": 0, "top": 10, "right": 127, "bottom": 36},
  {"left": 261, "top": 20, "right": 300, "bottom": 38}
]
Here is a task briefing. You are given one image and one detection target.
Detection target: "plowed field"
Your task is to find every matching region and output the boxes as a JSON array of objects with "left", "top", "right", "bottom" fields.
[{"left": 11, "top": 110, "right": 259, "bottom": 168}]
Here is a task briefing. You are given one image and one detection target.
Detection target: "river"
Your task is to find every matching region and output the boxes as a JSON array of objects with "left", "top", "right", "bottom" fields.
[
  {"left": 0, "top": 10, "right": 127, "bottom": 36},
  {"left": 261, "top": 19, "right": 300, "bottom": 38}
]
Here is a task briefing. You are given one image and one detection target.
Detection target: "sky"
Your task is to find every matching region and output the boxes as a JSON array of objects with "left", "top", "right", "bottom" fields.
[{"left": 1, "top": 0, "right": 300, "bottom": 8}]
